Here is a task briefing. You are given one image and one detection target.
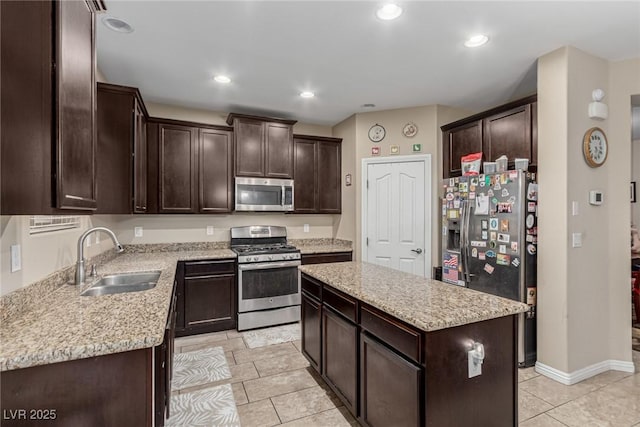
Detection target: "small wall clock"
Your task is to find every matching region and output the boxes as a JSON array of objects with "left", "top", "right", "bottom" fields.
[
  {"left": 582, "top": 127, "right": 608, "bottom": 168},
  {"left": 368, "top": 124, "right": 386, "bottom": 142},
  {"left": 402, "top": 122, "right": 418, "bottom": 138}
]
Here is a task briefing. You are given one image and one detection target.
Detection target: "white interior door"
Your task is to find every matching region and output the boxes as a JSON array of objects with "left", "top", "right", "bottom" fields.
[{"left": 364, "top": 158, "right": 429, "bottom": 276}]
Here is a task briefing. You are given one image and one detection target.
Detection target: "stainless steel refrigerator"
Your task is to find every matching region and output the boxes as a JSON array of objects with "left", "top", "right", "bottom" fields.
[{"left": 441, "top": 170, "right": 537, "bottom": 367}]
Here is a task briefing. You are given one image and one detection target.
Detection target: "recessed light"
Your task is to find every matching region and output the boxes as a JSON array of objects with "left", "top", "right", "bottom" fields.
[
  {"left": 102, "top": 16, "right": 134, "bottom": 33},
  {"left": 464, "top": 34, "right": 489, "bottom": 48},
  {"left": 376, "top": 3, "right": 403, "bottom": 21},
  {"left": 214, "top": 75, "right": 231, "bottom": 84},
  {"left": 300, "top": 91, "right": 315, "bottom": 98}
]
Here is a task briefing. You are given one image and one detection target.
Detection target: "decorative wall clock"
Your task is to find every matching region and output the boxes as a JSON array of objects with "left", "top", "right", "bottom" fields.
[
  {"left": 368, "top": 124, "right": 386, "bottom": 142},
  {"left": 402, "top": 122, "right": 418, "bottom": 138},
  {"left": 582, "top": 127, "right": 608, "bottom": 168}
]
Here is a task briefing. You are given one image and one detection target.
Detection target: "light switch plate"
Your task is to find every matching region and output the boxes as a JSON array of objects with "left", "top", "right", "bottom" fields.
[
  {"left": 206, "top": 226, "right": 214, "bottom": 235},
  {"left": 10, "top": 244, "right": 21, "bottom": 273},
  {"left": 572, "top": 232, "right": 582, "bottom": 248},
  {"left": 134, "top": 227, "right": 143, "bottom": 238},
  {"left": 572, "top": 201, "right": 579, "bottom": 216}
]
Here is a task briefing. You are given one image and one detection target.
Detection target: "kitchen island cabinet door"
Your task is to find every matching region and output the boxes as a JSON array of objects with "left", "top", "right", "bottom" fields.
[
  {"left": 360, "top": 332, "right": 422, "bottom": 427},
  {"left": 158, "top": 123, "right": 198, "bottom": 213},
  {"left": 293, "top": 138, "right": 317, "bottom": 213},
  {"left": 322, "top": 306, "right": 358, "bottom": 415},
  {"left": 199, "top": 128, "right": 233, "bottom": 213},
  {"left": 442, "top": 120, "right": 482, "bottom": 178},
  {"left": 301, "top": 292, "right": 322, "bottom": 371}
]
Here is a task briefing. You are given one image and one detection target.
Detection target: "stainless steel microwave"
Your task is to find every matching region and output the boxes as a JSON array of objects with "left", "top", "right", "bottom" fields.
[{"left": 235, "top": 177, "right": 294, "bottom": 212}]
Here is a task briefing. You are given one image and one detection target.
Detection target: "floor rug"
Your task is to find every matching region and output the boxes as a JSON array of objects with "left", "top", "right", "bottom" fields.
[
  {"left": 166, "top": 384, "right": 240, "bottom": 427},
  {"left": 172, "top": 346, "right": 231, "bottom": 391},
  {"left": 242, "top": 322, "right": 301, "bottom": 349}
]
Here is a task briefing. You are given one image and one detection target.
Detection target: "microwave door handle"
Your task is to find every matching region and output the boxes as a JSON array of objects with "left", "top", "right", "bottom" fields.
[{"left": 281, "top": 186, "right": 285, "bottom": 207}]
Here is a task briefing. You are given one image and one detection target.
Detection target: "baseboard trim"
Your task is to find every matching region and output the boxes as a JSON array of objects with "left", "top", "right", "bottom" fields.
[{"left": 535, "top": 359, "right": 635, "bottom": 385}]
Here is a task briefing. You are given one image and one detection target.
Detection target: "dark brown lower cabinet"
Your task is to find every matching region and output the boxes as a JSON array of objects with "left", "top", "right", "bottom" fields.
[
  {"left": 360, "top": 332, "right": 422, "bottom": 427},
  {"left": 301, "top": 292, "right": 322, "bottom": 371},
  {"left": 1, "top": 284, "right": 177, "bottom": 427},
  {"left": 322, "top": 306, "right": 358, "bottom": 414},
  {"left": 176, "top": 259, "right": 237, "bottom": 336}
]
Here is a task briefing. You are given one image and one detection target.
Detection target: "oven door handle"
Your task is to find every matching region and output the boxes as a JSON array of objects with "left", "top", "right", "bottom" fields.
[{"left": 238, "top": 261, "right": 301, "bottom": 271}]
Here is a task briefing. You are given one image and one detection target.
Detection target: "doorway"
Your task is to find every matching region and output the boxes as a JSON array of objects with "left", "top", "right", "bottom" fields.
[{"left": 361, "top": 155, "right": 431, "bottom": 277}]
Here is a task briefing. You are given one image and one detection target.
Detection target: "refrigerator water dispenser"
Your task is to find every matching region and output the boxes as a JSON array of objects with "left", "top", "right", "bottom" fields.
[{"left": 446, "top": 220, "right": 461, "bottom": 251}]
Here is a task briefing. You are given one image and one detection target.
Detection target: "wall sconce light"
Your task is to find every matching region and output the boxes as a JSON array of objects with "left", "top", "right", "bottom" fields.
[{"left": 588, "top": 89, "right": 608, "bottom": 120}]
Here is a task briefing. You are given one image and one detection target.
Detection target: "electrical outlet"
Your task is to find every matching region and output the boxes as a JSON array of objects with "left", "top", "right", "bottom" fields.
[
  {"left": 134, "top": 227, "right": 143, "bottom": 238},
  {"left": 206, "top": 226, "right": 214, "bottom": 236},
  {"left": 303, "top": 224, "right": 310, "bottom": 233},
  {"left": 468, "top": 350, "right": 482, "bottom": 378},
  {"left": 10, "top": 244, "right": 21, "bottom": 273}
]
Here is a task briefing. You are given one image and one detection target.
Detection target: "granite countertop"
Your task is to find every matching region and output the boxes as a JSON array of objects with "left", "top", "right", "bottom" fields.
[
  {"left": 0, "top": 248, "right": 236, "bottom": 372},
  {"left": 289, "top": 238, "right": 352, "bottom": 255},
  {"left": 299, "top": 262, "right": 528, "bottom": 332}
]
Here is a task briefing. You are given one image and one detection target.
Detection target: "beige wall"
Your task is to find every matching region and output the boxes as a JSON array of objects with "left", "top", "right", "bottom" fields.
[
  {"left": 0, "top": 216, "right": 118, "bottom": 295},
  {"left": 331, "top": 105, "right": 469, "bottom": 271},
  {"left": 632, "top": 139, "right": 640, "bottom": 227},
  {"left": 538, "top": 47, "right": 637, "bottom": 375}
]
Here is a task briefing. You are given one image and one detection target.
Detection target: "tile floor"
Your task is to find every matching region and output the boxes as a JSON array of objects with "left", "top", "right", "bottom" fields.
[{"left": 173, "top": 326, "right": 640, "bottom": 426}]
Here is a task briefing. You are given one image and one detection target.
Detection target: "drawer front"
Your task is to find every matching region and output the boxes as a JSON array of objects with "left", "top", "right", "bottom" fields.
[
  {"left": 183, "top": 260, "right": 235, "bottom": 277},
  {"left": 301, "top": 252, "right": 352, "bottom": 265},
  {"left": 360, "top": 305, "right": 422, "bottom": 363},
  {"left": 323, "top": 286, "right": 357, "bottom": 323},
  {"left": 301, "top": 275, "right": 322, "bottom": 300}
]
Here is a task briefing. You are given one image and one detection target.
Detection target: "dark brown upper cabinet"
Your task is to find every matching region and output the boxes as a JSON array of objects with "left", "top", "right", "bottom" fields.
[
  {"left": 441, "top": 95, "right": 537, "bottom": 178},
  {"left": 147, "top": 118, "right": 234, "bottom": 214},
  {"left": 96, "top": 83, "right": 149, "bottom": 214},
  {"left": 226, "top": 113, "right": 297, "bottom": 178},
  {"left": 293, "top": 135, "right": 342, "bottom": 214},
  {"left": 1, "top": 0, "right": 106, "bottom": 215}
]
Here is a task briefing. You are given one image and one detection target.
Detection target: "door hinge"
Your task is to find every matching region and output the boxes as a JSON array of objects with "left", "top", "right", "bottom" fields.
[
  {"left": 366, "top": 180, "right": 369, "bottom": 189},
  {"left": 366, "top": 237, "right": 369, "bottom": 246}
]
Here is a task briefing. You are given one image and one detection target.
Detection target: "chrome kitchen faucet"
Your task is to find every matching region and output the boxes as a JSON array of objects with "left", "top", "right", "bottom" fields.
[{"left": 75, "top": 227, "right": 124, "bottom": 285}]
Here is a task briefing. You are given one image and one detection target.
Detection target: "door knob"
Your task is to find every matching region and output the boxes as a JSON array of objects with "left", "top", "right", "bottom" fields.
[{"left": 411, "top": 248, "right": 423, "bottom": 254}]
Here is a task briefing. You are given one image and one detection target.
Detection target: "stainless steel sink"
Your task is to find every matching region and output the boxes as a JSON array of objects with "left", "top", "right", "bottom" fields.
[{"left": 80, "top": 271, "right": 161, "bottom": 296}]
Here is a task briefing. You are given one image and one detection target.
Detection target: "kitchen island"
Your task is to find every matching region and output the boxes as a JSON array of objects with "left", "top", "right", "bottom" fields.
[{"left": 299, "top": 261, "right": 528, "bottom": 427}]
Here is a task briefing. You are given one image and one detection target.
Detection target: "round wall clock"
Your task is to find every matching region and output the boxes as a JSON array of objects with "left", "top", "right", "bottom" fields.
[
  {"left": 582, "top": 127, "right": 608, "bottom": 168},
  {"left": 402, "top": 122, "right": 418, "bottom": 138},
  {"left": 368, "top": 124, "right": 386, "bottom": 142}
]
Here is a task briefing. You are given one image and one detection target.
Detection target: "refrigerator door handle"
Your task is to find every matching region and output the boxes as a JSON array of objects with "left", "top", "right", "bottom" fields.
[{"left": 460, "top": 200, "right": 469, "bottom": 284}]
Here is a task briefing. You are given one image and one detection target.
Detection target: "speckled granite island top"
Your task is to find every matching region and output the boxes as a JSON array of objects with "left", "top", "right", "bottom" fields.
[
  {"left": 299, "top": 261, "right": 528, "bottom": 332},
  {"left": 0, "top": 249, "right": 236, "bottom": 372}
]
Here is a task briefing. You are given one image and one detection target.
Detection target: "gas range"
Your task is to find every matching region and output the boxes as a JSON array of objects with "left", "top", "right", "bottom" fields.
[{"left": 230, "top": 225, "right": 301, "bottom": 263}]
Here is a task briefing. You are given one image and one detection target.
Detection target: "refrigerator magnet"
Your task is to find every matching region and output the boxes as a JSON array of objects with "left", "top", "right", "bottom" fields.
[
  {"left": 481, "top": 231, "right": 488, "bottom": 240},
  {"left": 471, "top": 248, "right": 478, "bottom": 258},
  {"left": 489, "top": 218, "right": 499, "bottom": 230},
  {"left": 478, "top": 252, "right": 486, "bottom": 260},
  {"left": 490, "top": 232, "right": 497, "bottom": 241},
  {"left": 526, "top": 214, "right": 535, "bottom": 229},
  {"left": 484, "top": 264, "right": 495, "bottom": 274},
  {"left": 446, "top": 192, "right": 454, "bottom": 201},
  {"left": 487, "top": 189, "right": 494, "bottom": 197},
  {"left": 489, "top": 240, "right": 497, "bottom": 249},
  {"left": 468, "top": 192, "right": 476, "bottom": 200},
  {"left": 499, "top": 244, "right": 507, "bottom": 254},
  {"left": 485, "top": 250, "right": 496, "bottom": 258},
  {"left": 471, "top": 177, "right": 479, "bottom": 186},
  {"left": 526, "top": 235, "right": 534, "bottom": 243},
  {"left": 497, "top": 233, "right": 510, "bottom": 243},
  {"left": 459, "top": 182, "right": 468, "bottom": 192},
  {"left": 494, "top": 182, "right": 502, "bottom": 190},
  {"left": 509, "top": 171, "right": 519, "bottom": 180},
  {"left": 481, "top": 220, "right": 488, "bottom": 230},
  {"left": 527, "top": 183, "right": 538, "bottom": 201},
  {"left": 500, "top": 174, "right": 509, "bottom": 184},
  {"left": 497, "top": 203, "right": 512, "bottom": 213},
  {"left": 497, "top": 254, "right": 510, "bottom": 265},
  {"left": 471, "top": 241, "right": 487, "bottom": 248},
  {"left": 500, "top": 219, "right": 509, "bottom": 232},
  {"left": 527, "top": 244, "right": 537, "bottom": 255},
  {"left": 511, "top": 242, "right": 519, "bottom": 252},
  {"left": 501, "top": 188, "right": 509, "bottom": 197},
  {"left": 512, "top": 258, "right": 521, "bottom": 267},
  {"left": 527, "top": 202, "right": 536, "bottom": 212},
  {"left": 453, "top": 199, "right": 460, "bottom": 209}
]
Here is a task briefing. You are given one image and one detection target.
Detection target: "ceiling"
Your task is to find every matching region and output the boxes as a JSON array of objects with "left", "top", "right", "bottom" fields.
[{"left": 97, "top": 1, "right": 640, "bottom": 126}]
